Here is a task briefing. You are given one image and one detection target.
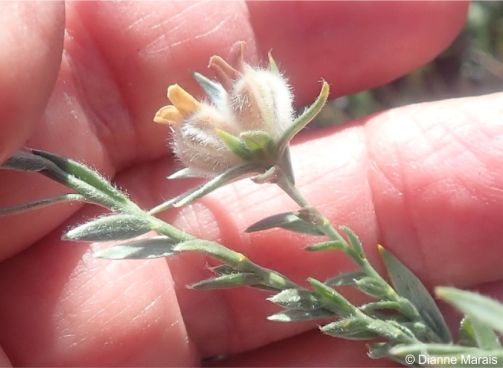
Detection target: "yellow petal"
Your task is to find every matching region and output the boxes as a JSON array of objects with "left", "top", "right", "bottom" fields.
[
  {"left": 167, "top": 84, "right": 200, "bottom": 116},
  {"left": 153, "top": 105, "right": 184, "bottom": 125}
]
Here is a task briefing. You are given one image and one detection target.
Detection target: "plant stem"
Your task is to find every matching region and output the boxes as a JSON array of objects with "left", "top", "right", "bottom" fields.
[
  {"left": 277, "top": 176, "right": 347, "bottom": 248},
  {"left": 276, "top": 176, "right": 420, "bottom": 318}
]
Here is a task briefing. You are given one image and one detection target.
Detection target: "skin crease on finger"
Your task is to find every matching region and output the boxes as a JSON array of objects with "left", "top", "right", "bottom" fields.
[{"left": 0, "top": 1, "right": 477, "bottom": 366}]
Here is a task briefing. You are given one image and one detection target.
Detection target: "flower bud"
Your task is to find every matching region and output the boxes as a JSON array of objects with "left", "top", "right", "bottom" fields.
[{"left": 154, "top": 45, "right": 295, "bottom": 177}]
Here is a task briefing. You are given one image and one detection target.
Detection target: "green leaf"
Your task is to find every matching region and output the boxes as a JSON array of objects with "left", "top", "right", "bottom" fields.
[
  {"left": 305, "top": 240, "right": 346, "bottom": 252},
  {"left": 64, "top": 214, "right": 152, "bottom": 242},
  {"left": 173, "top": 239, "right": 246, "bottom": 268},
  {"left": 458, "top": 316, "right": 502, "bottom": 350},
  {"left": 355, "top": 277, "right": 392, "bottom": 299},
  {"left": 0, "top": 193, "right": 86, "bottom": 216},
  {"left": 215, "top": 128, "right": 252, "bottom": 160},
  {"left": 359, "top": 301, "right": 402, "bottom": 314},
  {"left": 190, "top": 273, "right": 261, "bottom": 289},
  {"left": 308, "top": 278, "right": 357, "bottom": 317},
  {"left": 340, "top": 226, "right": 365, "bottom": 259},
  {"left": 325, "top": 271, "right": 366, "bottom": 287},
  {"left": 268, "top": 308, "right": 333, "bottom": 322},
  {"left": 33, "top": 149, "right": 131, "bottom": 205},
  {"left": 1, "top": 150, "right": 52, "bottom": 171},
  {"left": 459, "top": 317, "right": 479, "bottom": 347},
  {"left": 93, "top": 237, "right": 176, "bottom": 259},
  {"left": 246, "top": 212, "right": 324, "bottom": 236},
  {"left": 3, "top": 151, "right": 124, "bottom": 210},
  {"left": 321, "top": 317, "right": 378, "bottom": 340},
  {"left": 240, "top": 130, "right": 275, "bottom": 155},
  {"left": 268, "top": 289, "right": 322, "bottom": 310},
  {"left": 378, "top": 245, "right": 452, "bottom": 343},
  {"left": 2, "top": 150, "right": 69, "bottom": 184},
  {"left": 167, "top": 167, "right": 203, "bottom": 179},
  {"left": 437, "top": 287, "right": 503, "bottom": 336},
  {"left": 277, "top": 80, "right": 329, "bottom": 151},
  {"left": 149, "top": 163, "right": 257, "bottom": 213},
  {"left": 193, "top": 72, "right": 226, "bottom": 106}
]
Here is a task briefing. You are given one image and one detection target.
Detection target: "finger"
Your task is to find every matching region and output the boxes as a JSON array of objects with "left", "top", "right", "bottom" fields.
[
  {"left": 118, "top": 92, "right": 503, "bottom": 356},
  {"left": 0, "top": 222, "right": 199, "bottom": 366},
  {"left": 0, "top": 1, "right": 64, "bottom": 163},
  {"left": 0, "top": 1, "right": 467, "bottom": 260},
  {"left": 1, "top": 92, "right": 502, "bottom": 365},
  {"left": 248, "top": 1, "right": 469, "bottom": 103}
]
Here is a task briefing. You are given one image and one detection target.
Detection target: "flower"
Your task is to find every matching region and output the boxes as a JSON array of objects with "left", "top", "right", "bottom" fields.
[{"left": 154, "top": 43, "right": 295, "bottom": 177}]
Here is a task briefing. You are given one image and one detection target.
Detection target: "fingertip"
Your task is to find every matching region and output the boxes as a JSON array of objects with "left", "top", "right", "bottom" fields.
[
  {"left": 248, "top": 1, "right": 468, "bottom": 103},
  {"left": 0, "top": 2, "right": 64, "bottom": 163}
]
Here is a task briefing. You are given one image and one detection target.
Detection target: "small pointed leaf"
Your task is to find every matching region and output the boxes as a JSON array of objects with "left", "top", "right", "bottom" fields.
[
  {"left": 1, "top": 150, "right": 51, "bottom": 171},
  {"left": 355, "top": 277, "right": 393, "bottom": 299},
  {"left": 308, "top": 278, "right": 356, "bottom": 317},
  {"left": 458, "top": 316, "right": 502, "bottom": 350},
  {"left": 0, "top": 194, "right": 86, "bottom": 217},
  {"left": 268, "top": 289, "right": 322, "bottom": 310},
  {"left": 174, "top": 239, "right": 246, "bottom": 268},
  {"left": 240, "top": 130, "right": 274, "bottom": 155},
  {"left": 278, "top": 80, "right": 329, "bottom": 151},
  {"left": 459, "top": 317, "right": 478, "bottom": 347},
  {"left": 325, "top": 271, "right": 366, "bottom": 287},
  {"left": 2, "top": 150, "right": 69, "bottom": 184},
  {"left": 268, "top": 308, "right": 333, "bottom": 322},
  {"left": 379, "top": 245, "right": 452, "bottom": 343},
  {"left": 306, "top": 240, "right": 346, "bottom": 252},
  {"left": 341, "top": 226, "right": 365, "bottom": 259},
  {"left": 190, "top": 273, "right": 261, "bottom": 289},
  {"left": 149, "top": 164, "right": 257, "bottom": 214},
  {"left": 64, "top": 214, "right": 151, "bottom": 242},
  {"left": 215, "top": 128, "right": 252, "bottom": 160},
  {"left": 321, "top": 317, "right": 378, "bottom": 340},
  {"left": 33, "top": 149, "right": 130, "bottom": 204},
  {"left": 437, "top": 287, "right": 503, "bottom": 336},
  {"left": 359, "top": 301, "right": 402, "bottom": 314},
  {"left": 93, "top": 237, "right": 176, "bottom": 259},
  {"left": 246, "top": 212, "right": 324, "bottom": 236}
]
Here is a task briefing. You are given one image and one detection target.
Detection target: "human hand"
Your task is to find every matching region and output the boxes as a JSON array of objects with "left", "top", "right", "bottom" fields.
[{"left": 3, "top": 2, "right": 499, "bottom": 366}]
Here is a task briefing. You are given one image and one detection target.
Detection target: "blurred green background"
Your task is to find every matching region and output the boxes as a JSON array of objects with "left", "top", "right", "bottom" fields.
[{"left": 316, "top": 2, "right": 503, "bottom": 127}]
